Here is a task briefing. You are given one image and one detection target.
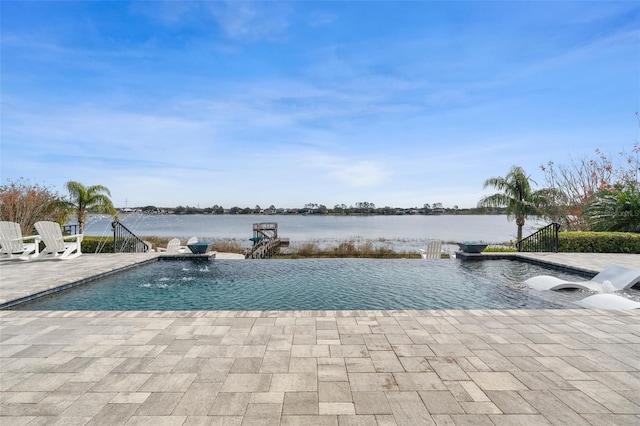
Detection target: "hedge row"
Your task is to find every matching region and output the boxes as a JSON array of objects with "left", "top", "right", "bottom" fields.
[{"left": 559, "top": 232, "right": 640, "bottom": 254}]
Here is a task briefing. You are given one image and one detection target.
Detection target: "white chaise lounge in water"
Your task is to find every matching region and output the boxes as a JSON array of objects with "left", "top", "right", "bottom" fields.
[
  {"left": 524, "top": 264, "right": 640, "bottom": 292},
  {"left": 33, "top": 221, "right": 83, "bottom": 260},
  {"left": 0, "top": 221, "right": 40, "bottom": 260},
  {"left": 575, "top": 294, "right": 640, "bottom": 310},
  {"left": 420, "top": 240, "right": 442, "bottom": 259}
]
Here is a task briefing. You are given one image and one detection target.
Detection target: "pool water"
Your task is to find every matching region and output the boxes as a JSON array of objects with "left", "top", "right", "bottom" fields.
[{"left": 17, "top": 259, "right": 607, "bottom": 311}]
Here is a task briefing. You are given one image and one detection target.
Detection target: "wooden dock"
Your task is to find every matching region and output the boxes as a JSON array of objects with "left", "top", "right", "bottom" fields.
[{"left": 244, "top": 222, "right": 288, "bottom": 259}]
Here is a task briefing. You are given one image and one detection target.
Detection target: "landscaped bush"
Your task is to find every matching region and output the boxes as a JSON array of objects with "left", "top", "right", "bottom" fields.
[
  {"left": 559, "top": 231, "right": 640, "bottom": 253},
  {"left": 80, "top": 236, "right": 115, "bottom": 253}
]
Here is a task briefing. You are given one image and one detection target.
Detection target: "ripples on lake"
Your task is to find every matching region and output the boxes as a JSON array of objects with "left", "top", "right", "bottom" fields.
[{"left": 18, "top": 259, "right": 611, "bottom": 311}]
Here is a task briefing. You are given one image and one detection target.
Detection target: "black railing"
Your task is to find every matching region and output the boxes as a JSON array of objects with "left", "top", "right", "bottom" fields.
[
  {"left": 517, "top": 223, "right": 560, "bottom": 252},
  {"left": 112, "top": 220, "right": 150, "bottom": 253}
]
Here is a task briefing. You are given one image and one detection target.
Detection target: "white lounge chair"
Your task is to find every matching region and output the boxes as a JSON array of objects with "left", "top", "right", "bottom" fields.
[
  {"left": 0, "top": 221, "right": 40, "bottom": 260},
  {"left": 420, "top": 240, "right": 442, "bottom": 259},
  {"left": 157, "top": 238, "right": 182, "bottom": 253},
  {"left": 575, "top": 294, "right": 640, "bottom": 310},
  {"left": 33, "top": 221, "right": 83, "bottom": 260},
  {"left": 524, "top": 265, "right": 640, "bottom": 292}
]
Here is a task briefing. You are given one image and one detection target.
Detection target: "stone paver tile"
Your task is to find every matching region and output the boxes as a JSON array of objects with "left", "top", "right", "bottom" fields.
[
  {"left": 134, "top": 392, "right": 182, "bottom": 416},
  {"left": 394, "top": 372, "right": 446, "bottom": 391},
  {"left": 225, "top": 345, "right": 267, "bottom": 358},
  {"left": 319, "top": 402, "right": 355, "bottom": 415},
  {"left": 348, "top": 373, "right": 398, "bottom": 391},
  {"left": 172, "top": 382, "right": 222, "bottom": 416},
  {"left": 111, "top": 392, "right": 151, "bottom": 404},
  {"left": 270, "top": 373, "right": 317, "bottom": 392},
  {"left": 385, "top": 391, "right": 435, "bottom": 426},
  {"left": 345, "top": 358, "right": 375, "bottom": 373},
  {"left": 242, "top": 403, "right": 282, "bottom": 426},
  {"left": 570, "top": 380, "right": 640, "bottom": 414},
  {"left": 363, "top": 335, "right": 392, "bottom": 351},
  {"left": 467, "top": 372, "right": 527, "bottom": 391},
  {"left": 319, "top": 381, "right": 352, "bottom": 402},
  {"left": 549, "top": 389, "right": 609, "bottom": 414},
  {"left": 260, "top": 351, "right": 290, "bottom": 373},
  {"left": 291, "top": 345, "right": 330, "bottom": 358},
  {"left": 428, "top": 357, "right": 469, "bottom": 381},
  {"left": 125, "top": 416, "right": 187, "bottom": 425},
  {"left": 184, "top": 416, "right": 242, "bottom": 426},
  {"left": 62, "top": 391, "right": 116, "bottom": 416},
  {"left": 458, "top": 381, "right": 490, "bottom": 402},
  {"left": 220, "top": 373, "right": 272, "bottom": 392},
  {"left": 519, "top": 390, "right": 591, "bottom": 425},
  {"left": 9, "top": 373, "right": 76, "bottom": 392},
  {"left": 488, "top": 414, "right": 552, "bottom": 425},
  {"left": 339, "top": 334, "right": 365, "bottom": 345},
  {"left": 512, "top": 371, "right": 573, "bottom": 390},
  {"left": 430, "top": 344, "right": 474, "bottom": 357},
  {"left": 209, "top": 392, "right": 251, "bottom": 416},
  {"left": 282, "top": 391, "right": 318, "bottom": 415},
  {"left": 330, "top": 345, "right": 369, "bottom": 358},
  {"left": 534, "top": 357, "right": 592, "bottom": 381},
  {"left": 139, "top": 373, "right": 196, "bottom": 392},
  {"left": 250, "top": 391, "right": 285, "bottom": 404},
  {"left": 430, "top": 414, "right": 455, "bottom": 426},
  {"left": 448, "top": 414, "right": 494, "bottom": 426},
  {"left": 484, "top": 390, "right": 538, "bottom": 414},
  {"left": 589, "top": 371, "right": 640, "bottom": 391},
  {"left": 289, "top": 357, "right": 317, "bottom": 373},
  {"left": 91, "top": 373, "right": 152, "bottom": 393},
  {"left": 392, "top": 345, "right": 435, "bottom": 357},
  {"left": 281, "top": 415, "right": 338, "bottom": 425},
  {"left": 142, "top": 355, "right": 183, "bottom": 373},
  {"left": 470, "top": 350, "right": 518, "bottom": 372},
  {"left": 85, "top": 403, "right": 139, "bottom": 426},
  {"left": 230, "top": 357, "right": 263, "bottom": 373},
  {"left": 352, "top": 391, "right": 392, "bottom": 415},
  {"left": 370, "top": 351, "right": 404, "bottom": 373},
  {"left": 336, "top": 414, "right": 378, "bottom": 425},
  {"left": 581, "top": 414, "right": 640, "bottom": 426},
  {"left": 506, "top": 356, "right": 546, "bottom": 372},
  {"left": 458, "top": 401, "right": 502, "bottom": 414},
  {"left": 398, "top": 357, "right": 432, "bottom": 372},
  {"left": 318, "top": 362, "right": 348, "bottom": 382},
  {"left": 418, "top": 390, "right": 464, "bottom": 414},
  {"left": 267, "top": 334, "right": 293, "bottom": 351}
]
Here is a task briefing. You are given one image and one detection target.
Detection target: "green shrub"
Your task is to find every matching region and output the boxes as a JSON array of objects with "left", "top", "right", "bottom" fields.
[
  {"left": 559, "top": 231, "right": 640, "bottom": 253},
  {"left": 80, "top": 236, "right": 115, "bottom": 253}
]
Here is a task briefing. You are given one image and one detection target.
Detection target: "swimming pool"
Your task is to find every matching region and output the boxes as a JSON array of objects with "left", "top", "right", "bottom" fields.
[{"left": 16, "top": 259, "right": 608, "bottom": 310}]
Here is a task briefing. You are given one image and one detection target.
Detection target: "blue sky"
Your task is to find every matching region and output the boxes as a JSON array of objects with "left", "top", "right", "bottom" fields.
[{"left": 2, "top": 1, "right": 638, "bottom": 209}]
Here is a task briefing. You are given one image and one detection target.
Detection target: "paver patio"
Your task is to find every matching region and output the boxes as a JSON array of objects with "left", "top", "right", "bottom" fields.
[{"left": 1, "top": 253, "right": 639, "bottom": 425}]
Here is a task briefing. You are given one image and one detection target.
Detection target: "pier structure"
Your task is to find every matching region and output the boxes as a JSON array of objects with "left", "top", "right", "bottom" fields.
[{"left": 244, "top": 222, "right": 289, "bottom": 259}]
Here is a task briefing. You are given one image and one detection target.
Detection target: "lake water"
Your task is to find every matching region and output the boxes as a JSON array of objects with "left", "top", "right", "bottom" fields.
[{"left": 84, "top": 214, "right": 544, "bottom": 252}]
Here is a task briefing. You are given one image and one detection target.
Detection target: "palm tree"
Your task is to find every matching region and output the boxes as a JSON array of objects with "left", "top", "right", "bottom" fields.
[
  {"left": 478, "top": 166, "right": 547, "bottom": 242},
  {"left": 584, "top": 182, "right": 640, "bottom": 232},
  {"left": 65, "top": 181, "right": 116, "bottom": 233}
]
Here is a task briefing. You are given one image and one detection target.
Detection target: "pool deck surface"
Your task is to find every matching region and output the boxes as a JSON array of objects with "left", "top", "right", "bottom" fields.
[{"left": 1, "top": 253, "right": 639, "bottom": 425}]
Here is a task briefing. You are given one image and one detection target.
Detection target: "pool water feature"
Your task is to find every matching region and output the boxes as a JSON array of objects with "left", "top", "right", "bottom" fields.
[{"left": 16, "top": 259, "right": 614, "bottom": 311}]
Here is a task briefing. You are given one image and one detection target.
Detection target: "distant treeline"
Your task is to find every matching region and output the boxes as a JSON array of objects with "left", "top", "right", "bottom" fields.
[{"left": 122, "top": 204, "right": 507, "bottom": 216}]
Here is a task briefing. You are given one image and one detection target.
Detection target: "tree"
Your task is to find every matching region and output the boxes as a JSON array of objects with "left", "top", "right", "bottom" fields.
[
  {"left": 478, "top": 166, "right": 547, "bottom": 241},
  {"left": 584, "top": 182, "right": 640, "bottom": 232},
  {"left": 0, "top": 178, "right": 69, "bottom": 234},
  {"left": 540, "top": 143, "right": 639, "bottom": 230},
  {"left": 65, "top": 181, "right": 115, "bottom": 233}
]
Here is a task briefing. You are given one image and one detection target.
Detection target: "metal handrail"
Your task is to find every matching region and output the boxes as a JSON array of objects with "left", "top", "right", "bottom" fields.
[
  {"left": 516, "top": 223, "right": 560, "bottom": 252},
  {"left": 112, "top": 220, "right": 150, "bottom": 253}
]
